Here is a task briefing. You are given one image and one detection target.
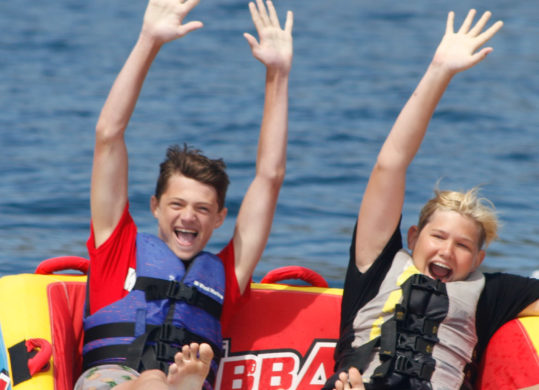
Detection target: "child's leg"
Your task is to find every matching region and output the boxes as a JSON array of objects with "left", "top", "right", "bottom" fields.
[{"left": 333, "top": 367, "right": 364, "bottom": 390}]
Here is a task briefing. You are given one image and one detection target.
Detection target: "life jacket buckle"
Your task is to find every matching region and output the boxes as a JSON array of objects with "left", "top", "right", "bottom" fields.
[
  {"left": 179, "top": 284, "right": 197, "bottom": 304},
  {"left": 159, "top": 324, "right": 172, "bottom": 342},
  {"left": 159, "top": 324, "right": 187, "bottom": 344},
  {"left": 394, "top": 353, "right": 435, "bottom": 380},
  {"left": 155, "top": 342, "right": 176, "bottom": 362},
  {"left": 394, "top": 354, "right": 412, "bottom": 373},
  {"left": 166, "top": 281, "right": 181, "bottom": 299}
]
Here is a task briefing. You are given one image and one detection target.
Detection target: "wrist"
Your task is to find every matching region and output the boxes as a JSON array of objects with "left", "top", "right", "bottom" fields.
[
  {"left": 425, "top": 61, "right": 455, "bottom": 83},
  {"left": 266, "top": 66, "right": 291, "bottom": 81},
  {"left": 138, "top": 26, "right": 166, "bottom": 51}
]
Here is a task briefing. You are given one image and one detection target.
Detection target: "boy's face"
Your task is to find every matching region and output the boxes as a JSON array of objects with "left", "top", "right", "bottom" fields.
[
  {"left": 150, "top": 174, "right": 227, "bottom": 261},
  {"left": 407, "top": 209, "right": 485, "bottom": 283}
]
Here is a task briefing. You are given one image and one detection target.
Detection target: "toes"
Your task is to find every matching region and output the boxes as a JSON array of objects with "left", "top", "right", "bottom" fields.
[
  {"left": 189, "top": 343, "right": 200, "bottom": 360},
  {"left": 198, "top": 343, "right": 214, "bottom": 364}
]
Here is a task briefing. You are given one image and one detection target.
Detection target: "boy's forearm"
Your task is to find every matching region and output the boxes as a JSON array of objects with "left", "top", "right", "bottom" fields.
[
  {"left": 96, "top": 34, "right": 162, "bottom": 138},
  {"left": 255, "top": 68, "right": 290, "bottom": 181}
]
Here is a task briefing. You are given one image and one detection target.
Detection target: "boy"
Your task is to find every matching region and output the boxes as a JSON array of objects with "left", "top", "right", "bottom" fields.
[
  {"left": 75, "top": 0, "right": 294, "bottom": 389},
  {"left": 325, "top": 9, "right": 539, "bottom": 390}
]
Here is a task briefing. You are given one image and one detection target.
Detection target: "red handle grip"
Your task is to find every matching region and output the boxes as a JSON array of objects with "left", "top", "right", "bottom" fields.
[
  {"left": 35, "top": 256, "right": 89, "bottom": 275},
  {"left": 261, "top": 266, "right": 329, "bottom": 288}
]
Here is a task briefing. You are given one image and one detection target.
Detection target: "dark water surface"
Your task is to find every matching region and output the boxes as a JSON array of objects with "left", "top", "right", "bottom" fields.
[{"left": 1, "top": 0, "right": 538, "bottom": 283}]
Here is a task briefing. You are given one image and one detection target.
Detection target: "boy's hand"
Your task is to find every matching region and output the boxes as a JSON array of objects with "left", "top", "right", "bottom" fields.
[
  {"left": 141, "top": 0, "right": 203, "bottom": 45},
  {"left": 244, "top": 0, "right": 294, "bottom": 73},
  {"left": 432, "top": 9, "right": 503, "bottom": 75}
]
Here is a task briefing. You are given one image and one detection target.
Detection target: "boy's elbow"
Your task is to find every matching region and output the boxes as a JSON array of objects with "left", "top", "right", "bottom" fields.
[
  {"left": 257, "top": 166, "right": 286, "bottom": 189},
  {"left": 95, "top": 119, "right": 125, "bottom": 146}
]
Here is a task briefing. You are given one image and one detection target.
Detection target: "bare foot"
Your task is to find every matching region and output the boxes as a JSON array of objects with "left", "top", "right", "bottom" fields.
[
  {"left": 167, "top": 343, "right": 213, "bottom": 390},
  {"left": 333, "top": 367, "right": 365, "bottom": 390}
]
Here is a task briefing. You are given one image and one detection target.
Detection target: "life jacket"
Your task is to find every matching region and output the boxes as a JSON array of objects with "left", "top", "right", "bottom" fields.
[
  {"left": 82, "top": 233, "right": 225, "bottom": 387},
  {"left": 334, "top": 250, "right": 484, "bottom": 390}
]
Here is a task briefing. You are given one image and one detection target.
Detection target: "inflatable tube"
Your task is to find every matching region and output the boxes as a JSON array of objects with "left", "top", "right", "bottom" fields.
[
  {"left": 477, "top": 316, "right": 539, "bottom": 389},
  {"left": 1, "top": 257, "right": 537, "bottom": 390},
  {"left": 0, "top": 259, "right": 87, "bottom": 390},
  {"left": 218, "top": 275, "right": 341, "bottom": 389}
]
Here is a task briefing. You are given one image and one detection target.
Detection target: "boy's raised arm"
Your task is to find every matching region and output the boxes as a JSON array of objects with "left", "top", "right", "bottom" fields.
[
  {"left": 233, "top": 0, "right": 293, "bottom": 293},
  {"left": 354, "top": 10, "right": 503, "bottom": 272},
  {"left": 91, "top": 0, "right": 203, "bottom": 247}
]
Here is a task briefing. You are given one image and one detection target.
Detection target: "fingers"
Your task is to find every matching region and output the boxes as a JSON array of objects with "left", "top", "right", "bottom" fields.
[
  {"left": 180, "top": 20, "right": 204, "bottom": 35},
  {"left": 182, "top": 0, "right": 201, "bottom": 14},
  {"left": 457, "top": 9, "right": 477, "bottom": 34},
  {"left": 266, "top": 0, "right": 281, "bottom": 29},
  {"left": 243, "top": 32, "right": 259, "bottom": 51},
  {"left": 255, "top": 0, "right": 271, "bottom": 27},
  {"left": 468, "top": 10, "right": 491, "bottom": 36},
  {"left": 476, "top": 19, "right": 503, "bottom": 47},
  {"left": 445, "top": 11, "right": 455, "bottom": 35},
  {"left": 249, "top": 0, "right": 290, "bottom": 31},
  {"left": 284, "top": 10, "right": 294, "bottom": 34},
  {"left": 348, "top": 367, "right": 365, "bottom": 390},
  {"left": 453, "top": 9, "right": 503, "bottom": 41}
]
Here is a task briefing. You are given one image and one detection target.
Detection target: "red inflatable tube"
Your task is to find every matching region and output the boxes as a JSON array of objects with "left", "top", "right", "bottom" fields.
[{"left": 261, "top": 266, "right": 329, "bottom": 288}]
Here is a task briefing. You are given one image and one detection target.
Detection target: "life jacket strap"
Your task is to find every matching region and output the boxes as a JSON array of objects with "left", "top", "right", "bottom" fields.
[
  {"left": 82, "top": 323, "right": 222, "bottom": 369},
  {"left": 134, "top": 277, "right": 222, "bottom": 319}
]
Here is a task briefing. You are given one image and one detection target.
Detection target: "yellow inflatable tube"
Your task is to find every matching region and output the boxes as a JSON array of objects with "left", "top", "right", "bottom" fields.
[{"left": 0, "top": 269, "right": 86, "bottom": 390}]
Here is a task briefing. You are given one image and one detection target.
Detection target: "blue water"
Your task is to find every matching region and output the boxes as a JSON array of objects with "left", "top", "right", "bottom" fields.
[{"left": 1, "top": 0, "right": 538, "bottom": 284}]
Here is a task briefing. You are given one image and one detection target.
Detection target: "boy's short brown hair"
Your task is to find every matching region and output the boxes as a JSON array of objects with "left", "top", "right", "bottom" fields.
[{"left": 155, "top": 144, "right": 229, "bottom": 210}]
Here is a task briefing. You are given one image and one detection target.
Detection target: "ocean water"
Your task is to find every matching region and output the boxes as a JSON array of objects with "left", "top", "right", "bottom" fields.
[{"left": 0, "top": 0, "right": 538, "bottom": 284}]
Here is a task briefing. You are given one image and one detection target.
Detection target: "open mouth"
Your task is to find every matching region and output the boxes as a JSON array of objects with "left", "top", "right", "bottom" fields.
[
  {"left": 174, "top": 228, "right": 198, "bottom": 246},
  {"left": 428, "top": 262, "right": 452, "bottom": 282}
]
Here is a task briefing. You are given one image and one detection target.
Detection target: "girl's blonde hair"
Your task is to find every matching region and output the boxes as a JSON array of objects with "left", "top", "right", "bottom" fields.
[{"left": 417, "top": 187, "right": 499, "bottom": 249}]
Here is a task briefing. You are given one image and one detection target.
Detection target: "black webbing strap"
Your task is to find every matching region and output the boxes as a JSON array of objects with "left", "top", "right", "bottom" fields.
[
  {"left": 338, "top": 337, "right": 380, "bottom": 375},
  {"left": 82, "top": 344, "right": 129, "bottom": 371},
  {"left": 133, "top": 277, "right": 222, "bottom": 319},
  {"left": 126, "top": 326, "right": 218, "bottom": 386},
  {"left": 8, "top": 341, "right": 31, "bottom": 385},
  {"left": 84, "top": 322, "right": 137, "bottom": 344},
  {"left": 83, "top": 323, "right": 221, "bottom": 369}
]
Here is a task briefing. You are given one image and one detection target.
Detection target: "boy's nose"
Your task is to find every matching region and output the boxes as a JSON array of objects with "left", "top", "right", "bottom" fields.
[
  {"left": 181, "top": 207, "right": 196, "bottom": 221},
  {"left": 439, "top": 241, "right": 454, "bottom": 258}
]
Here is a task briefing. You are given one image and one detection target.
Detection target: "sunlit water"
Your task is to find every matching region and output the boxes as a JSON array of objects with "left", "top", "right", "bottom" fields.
[{"left": 1, "top": 0, "right": 538, "bottom": 285}]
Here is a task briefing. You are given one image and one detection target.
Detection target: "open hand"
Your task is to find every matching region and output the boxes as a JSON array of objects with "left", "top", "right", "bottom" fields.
[
  {"left": 141, "top": 0, "right": 203, "bottom": 45},
  {"left": 244, "top": 0, "right": 293, "bottom": 73},
  {"left": 432, "top": 9, "right": 503, "bottom": 75}
]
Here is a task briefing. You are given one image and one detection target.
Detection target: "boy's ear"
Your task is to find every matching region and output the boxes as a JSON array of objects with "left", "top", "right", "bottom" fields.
[
  {"left": 407, "top": 225, "right": 419, "bottom": 250},
  {"left": 150, "top": 195, "right": 159, "bottom": 218},
  {"left": 474, "top": 249, "right": 486, "bottom": 270},
  {"left": 214, "top": 207, "right": 228, "bottom": 228}
]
